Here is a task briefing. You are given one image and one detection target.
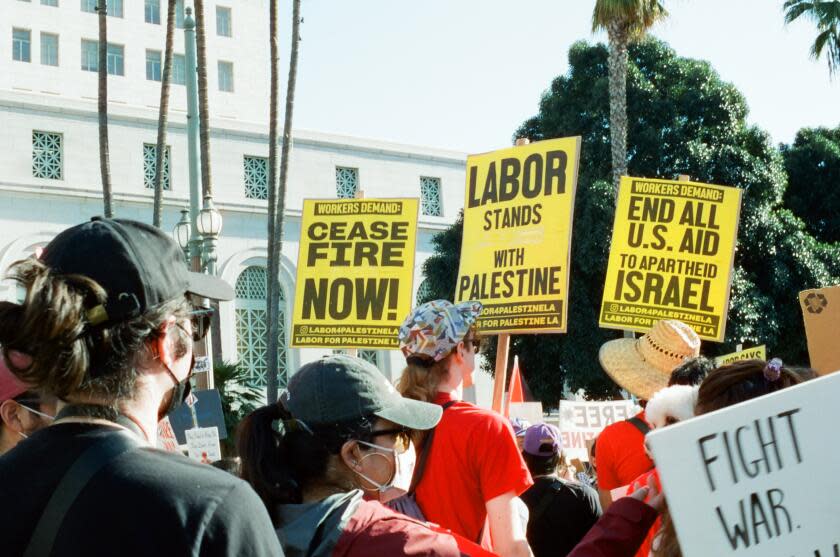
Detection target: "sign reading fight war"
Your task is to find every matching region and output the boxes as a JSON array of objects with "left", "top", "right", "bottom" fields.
[
  {"left": 455, "top": 137, "right": 581, "bottom": 334},
  {"left": 600, "top": 177, "right": 742, "bottom": 341},
  {"left": 291, "top": 198, "right": 419, "bottom": 349},
  {"left": 647, "top": 371, "right": 840, "bottom": 557}
]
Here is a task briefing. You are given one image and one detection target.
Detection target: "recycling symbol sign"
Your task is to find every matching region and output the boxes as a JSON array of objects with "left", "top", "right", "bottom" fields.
[{"left": 804, "top": 292, "right": 828, "bottom": 314}]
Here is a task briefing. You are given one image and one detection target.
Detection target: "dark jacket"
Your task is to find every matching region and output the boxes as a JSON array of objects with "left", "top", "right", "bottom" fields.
[
  {"left": 568, "top": 497, "right": 659, "bottom": 557},
  {"left": 276, "top": 490, "right": 497, "bottom": 557}
]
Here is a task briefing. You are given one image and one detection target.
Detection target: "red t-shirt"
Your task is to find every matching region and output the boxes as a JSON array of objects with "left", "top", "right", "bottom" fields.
[
  {"left": 335, "top": 499, "right": 499, "bottom": 557},
  {"left": 415, "top": 393, "right": 533, "bottom": 546},
  {"left": 595, "top": 411, "right": 654, "bottom": 491},
  {"left": 625, "top": 469, "right": 662, "bottom": 557}
]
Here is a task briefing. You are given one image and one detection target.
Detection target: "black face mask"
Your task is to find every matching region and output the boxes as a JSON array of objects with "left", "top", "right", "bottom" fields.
[{"left": 161, "top": 353, "right": 195, "bottom": 419}]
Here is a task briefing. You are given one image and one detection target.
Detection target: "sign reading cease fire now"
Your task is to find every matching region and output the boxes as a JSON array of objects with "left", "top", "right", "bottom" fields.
[{"left": 291, "top": 198, "right": 418, "bottom": 349}]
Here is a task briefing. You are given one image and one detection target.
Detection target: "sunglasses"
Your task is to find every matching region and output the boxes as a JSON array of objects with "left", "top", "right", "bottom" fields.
[
  {"left": 182, "top": 307, "right": 214, "bottom": 341},
  {"left": 369, "top": 427, "right": 412, "bottom": 454}
]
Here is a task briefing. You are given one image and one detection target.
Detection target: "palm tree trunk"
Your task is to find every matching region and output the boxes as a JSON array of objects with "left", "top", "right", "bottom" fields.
[
  {"left": 98, "top": 0, "right": 113, "bottom": 218},
  {"left": 193, "top": 0, "right": 213, "bottom": 198},
  {"left": 606, "top": 23, "right": 629, "bottom": 194},
  {"left": 265, "top": 0, "right": 301, "bottom": 404},
  {"left": 152, "top": 0, "right": 177, "bottom": 228}
]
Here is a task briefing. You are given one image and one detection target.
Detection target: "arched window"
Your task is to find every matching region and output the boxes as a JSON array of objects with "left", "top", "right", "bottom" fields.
[{"left": 234, "top": 266, "right": 288, "bottom": 388}]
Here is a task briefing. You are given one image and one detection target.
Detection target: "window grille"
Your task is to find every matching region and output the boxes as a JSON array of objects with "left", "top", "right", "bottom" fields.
[
  {"left": 32, "top": 131, "right": 62, "bottom": 180},
  {"left": 244, "top": 156, "right": 268, "bottom": 200},
  {"left": 335, "top": 167, "right": 358, "bottom": 199},
  {"left": 420, "top": 177, "right": 443, "bottom": 216},
  {"left": 234, "top": 267, "right": 288, "bottom": 388},
  {"left": 143, "top": 143, "right": 171, "bottom": 190}
]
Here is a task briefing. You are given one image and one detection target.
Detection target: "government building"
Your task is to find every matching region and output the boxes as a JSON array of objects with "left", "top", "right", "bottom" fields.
[{"left": 1, "top": 0, "right": 493, "bottom": 401}]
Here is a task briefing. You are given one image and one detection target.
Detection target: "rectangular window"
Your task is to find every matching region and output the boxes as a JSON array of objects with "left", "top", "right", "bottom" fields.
[
  {"left": 40, "top": 33, "right": 59, "bottom": 66},
  {"left": 172, "top": 54, "right": 186, "bottom": 85},
  {"left": 243, "top": 156, "right": 268, "bottom": 200},
  {"left": 145, "top": 0, "right": 160, "bottom": 24},
  {"left": 32, "top": 131, "right": 63, "bottom": 180},
  {"left": 41, "top": 0, "right": 59, "bottom": 6},
  {"left": 146, "top": 49, "right": 161, "bottom": 81},
  {"left": 420, "top": 176, "right": 443, "bottom": 216},
  {"left": 175, "top": 0, "right": 184, "bottom": 28},
  {"left": 216, "top": 6, "right": 232, "bottom": 37},
  {"left": 106, "top": 43, "right": 124, "bottom": 75},
  {"left": 335, "top": 167, "right": 358, "bottom": 199},
  {"left": 218, "top": 61, "right": 233, "bottom": 92},
  {"left": 80, "top": 39, "right": 97, "bottom": 71},
  {"left": 107, "top": 0, "right": 123, "bottom": 17},
  {"left": 80, "top": 0, "right": 96, "bottom": 12},
  {"left": 13, "top": 29, "right": 31, "bottom": 63},
  {"left": 143, "top": 143, "right": 171, "bottom": 190}
]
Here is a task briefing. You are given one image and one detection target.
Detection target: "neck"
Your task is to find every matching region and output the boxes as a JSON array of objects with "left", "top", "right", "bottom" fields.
[
  {"left": 436, "top": 364, "right": 464, "bottom": 397},
  {"left": 55, "top": 384, "right": 161, "bottom": 444},
  {"left": 0, "top": 430, "right": 17, "bottom": 456}
]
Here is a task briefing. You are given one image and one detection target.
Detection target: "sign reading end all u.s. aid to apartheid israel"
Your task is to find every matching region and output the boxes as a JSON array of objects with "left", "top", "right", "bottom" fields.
[
  {"left": 599, "top": 177, "right": 742, "bottom": 341},
  {"left": 647, "top": 371, "right": 840, "bottom": 557},
  {"left": 455, "top": 137, "right": 581, "bottom": 334},
  {"left": 291, "top": 198, "right": 419, "bottom": 349}
]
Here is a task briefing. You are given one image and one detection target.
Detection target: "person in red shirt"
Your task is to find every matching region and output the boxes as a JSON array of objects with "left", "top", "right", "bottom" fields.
[
  {"left": 397, "top": 300, "right": 534, "bottom": 557},
  {"left": 596, "top": 320, "right": 701, "bottom": 510}
]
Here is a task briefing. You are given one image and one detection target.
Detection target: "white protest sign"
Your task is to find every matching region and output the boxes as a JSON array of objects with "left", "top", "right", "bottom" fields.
[
  {"left": 185, "top": 426, "right": 222, "bottom": 464},
  {"left": 509, "top": 402, "right": 544, "bottom": 426},
  {"left": 193, "top": 356, "right": 211, "bottom": 374},
  {"left": 558, "top": 399, "right": 638, "bottom": 461},
  {"left": 647, "top": 372, "right": 840, "bottom": 557},
  {"left": 156, "top": 417, "right": 180, "bottom": 452}
]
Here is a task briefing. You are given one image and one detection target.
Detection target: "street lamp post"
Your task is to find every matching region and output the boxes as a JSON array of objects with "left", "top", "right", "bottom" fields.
[
  {"left": 173, "top": 208, "right": 192, "bottom": 261},
  {"left": 197, "top": 195, "right": 223, "bottom": 276},
  {"left": 184, "top": 7, "right": 202, "bottom": 276}
]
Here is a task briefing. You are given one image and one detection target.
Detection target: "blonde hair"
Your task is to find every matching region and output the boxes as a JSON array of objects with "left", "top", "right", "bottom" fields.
[{"left": 396, "top": 354, "right": 453, "bottom": 403}]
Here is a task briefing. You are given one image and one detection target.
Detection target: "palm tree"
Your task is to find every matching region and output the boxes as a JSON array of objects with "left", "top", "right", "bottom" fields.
[
  {"left": 265, "top": 0, "right": 302, "bottom": 404},
  {"left": 784, "top": 0, "right": 840, "bottom": 76},
  {"left": 152, "top": 0, "right": 177, "bottom": 228},
  {"left": 98, "top": 0, "right": 113, "bottom": 217},
  {"left": 592, "top": 0, "right": 667, "bottom": 193},
  {"left": 193, "top": 0, "right": 213, "bottom": 198}
]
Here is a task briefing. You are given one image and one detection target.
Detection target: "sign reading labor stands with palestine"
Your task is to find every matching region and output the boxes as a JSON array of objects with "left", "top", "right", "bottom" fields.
[
  {"left": 291, "top": 198, "right": 419, "bottom": 349},
  {"left": 456, "top": 137, "right": 581, "bottom": 334},
  {"left": 600, "top": 177, "right": 742, "bottom": 341}
]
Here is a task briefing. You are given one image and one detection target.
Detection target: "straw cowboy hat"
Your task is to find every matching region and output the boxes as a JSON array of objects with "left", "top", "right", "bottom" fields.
[{"left": 599, "top": 320, "right": 701, "bottom": 400}]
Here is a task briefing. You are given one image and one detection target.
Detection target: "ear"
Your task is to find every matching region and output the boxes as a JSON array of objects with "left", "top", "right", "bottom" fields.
[
  {"left": 452, "top": 341, "right": 467, "bottom": 365},
  {"left": 0, "top": 400, "right": 23, "bottom": 433},
  {"left": 339, "top": 440, "right": 363, "bottom": 470},
  {"left": 155, "top": 316, "right": 178, "bottom": 370}
]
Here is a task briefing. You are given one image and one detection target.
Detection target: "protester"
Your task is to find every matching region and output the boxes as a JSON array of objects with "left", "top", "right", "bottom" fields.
[
  {"left": 237, "top": 354, "right": 498, "bottom": 557},
  {"left": 0, "top": 217, "right": 282, "bottom": 556},
  {"left": 519, "top": 423, "right": 601, "bottom": 557},
  {"left": 397, "top": 300, "right": 534, "bottom": 557},
  {"left": 651, "top": 358, "right": 803, "bottom": 557},
  {"left": 596, "top": 320, "right": 700, "bottom": 510},
  {"left": 0, "top": 350, "right": 56, "bottom": 455}
]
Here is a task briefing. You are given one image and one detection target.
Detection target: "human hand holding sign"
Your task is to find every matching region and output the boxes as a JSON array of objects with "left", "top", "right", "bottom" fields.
[{"left": 629, "top": 473, "right": 666, "bottom": 513}]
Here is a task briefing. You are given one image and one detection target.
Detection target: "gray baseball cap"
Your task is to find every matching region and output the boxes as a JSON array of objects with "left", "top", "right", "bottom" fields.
[{"left": 283, "top": 354, "right": 442, "bottom": 430}]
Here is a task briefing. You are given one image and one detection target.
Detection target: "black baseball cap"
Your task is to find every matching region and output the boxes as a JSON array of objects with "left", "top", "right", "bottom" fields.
[
  {"left": 283, "top": 354, "right": 442, "bottom": 430},
  {"left": 41, "top": 217, "right": 234, "bottom": 326}
]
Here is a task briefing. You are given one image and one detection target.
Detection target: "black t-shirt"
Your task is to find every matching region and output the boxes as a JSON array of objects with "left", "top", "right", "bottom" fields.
[
  {"left": 0, "top": 422, "right": 284, "bottom": 557},
  {"left": 520, "top": 475, "right": 603, "bottom": 557}
]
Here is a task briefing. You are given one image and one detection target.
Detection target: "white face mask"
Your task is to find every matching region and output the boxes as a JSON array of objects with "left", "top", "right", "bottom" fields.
[
  {"left": 19, "top": 404, "right": 55, "bottom": 422},
  {"left": 351, "top": 440, "right": 399, "bottom": 493}
]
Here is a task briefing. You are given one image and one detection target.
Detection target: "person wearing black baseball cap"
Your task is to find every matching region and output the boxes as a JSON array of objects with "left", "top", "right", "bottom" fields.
[
  {"left": 0, "top": 218, "right": 283, "bottom": 556},
  {"left": 237, "top": 354, "right": 498, "bottom": 557}
]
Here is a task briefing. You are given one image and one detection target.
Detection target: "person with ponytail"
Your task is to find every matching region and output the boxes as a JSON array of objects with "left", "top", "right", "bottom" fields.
[
  {"left": 650, "top": 358, "right": 803, "bottom": 557},
  {"left": 237, "top": 354, "right": 499, "bottom": 557},
  {"left": 396, "top": 300, "right": 534, "bottom": 557},
  {"left": 0, "top": 218, "right": 282, "bottom": 557}
]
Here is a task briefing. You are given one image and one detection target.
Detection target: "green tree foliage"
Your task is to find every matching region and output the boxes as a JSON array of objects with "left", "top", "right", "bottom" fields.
[
  {"left": 422, "top": 38, "right": 840, "bottom": 405},
  {"left": 781, "top": 126, "right": 840, "bottom": 242},
  {"left": 784, "top": 0, "right": 840, "bottom": 76},
  {"left": 214, "top": 361, "right": 263, "bottom": 455}
]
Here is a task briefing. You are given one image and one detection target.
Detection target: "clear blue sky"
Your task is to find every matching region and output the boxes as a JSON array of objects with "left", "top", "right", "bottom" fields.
[{"left": 285, "top": 0, "right": 839, "bottom": 154}]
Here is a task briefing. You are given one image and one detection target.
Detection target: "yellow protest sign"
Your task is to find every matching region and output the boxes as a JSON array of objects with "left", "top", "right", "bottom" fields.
[
  {"left": 291, "top": 198, "right": 419, "bottom": 349},
  {"left": 455, "top": 137, "right": 581, "bottom": 334},
  {"left": 600, "top": 177, "right": 742, "bottom": 341},
  {"left": 715, "top": 345, "right": 766, "bottom": 366}
]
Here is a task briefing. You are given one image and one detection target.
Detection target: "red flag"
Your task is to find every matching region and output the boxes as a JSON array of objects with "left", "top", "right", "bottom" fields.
[{"left": 505, "top": 356, "right": 525, "bottom": 417}]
